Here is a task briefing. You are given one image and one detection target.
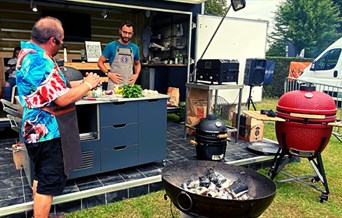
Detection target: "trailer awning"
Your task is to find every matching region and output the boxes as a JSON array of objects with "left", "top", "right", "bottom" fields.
[
  {"left": 65, "top": 0, "right": 205, "bottom": 11},
  {"left": 65, "top": 0, "right": 206, "bottom": 5},
  {"left": 163, "top": 0, "right": 206, "bottom": 4}
]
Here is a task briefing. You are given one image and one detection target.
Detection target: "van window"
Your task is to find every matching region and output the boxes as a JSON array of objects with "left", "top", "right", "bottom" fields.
[{"left": 315, "top": 48, "right": 341, "bottom": 70}]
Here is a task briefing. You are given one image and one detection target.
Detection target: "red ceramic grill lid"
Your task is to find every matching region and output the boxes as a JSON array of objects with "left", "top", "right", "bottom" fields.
[
  {"left": 276, "top": 85, "right": 336, "bottom": 122},
  {"left": 275, "top": 85, "right": 337, "bottom": 157}
]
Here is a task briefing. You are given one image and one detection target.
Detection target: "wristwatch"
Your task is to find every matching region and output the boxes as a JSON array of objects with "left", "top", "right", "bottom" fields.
[{"left": 106, "top": 69, "right": 110, "bottom": 76}]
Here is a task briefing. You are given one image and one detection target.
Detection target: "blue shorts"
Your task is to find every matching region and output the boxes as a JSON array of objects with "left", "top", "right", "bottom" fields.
[{"left": 26, "top": 138, "right": 67, "bottom": 196}]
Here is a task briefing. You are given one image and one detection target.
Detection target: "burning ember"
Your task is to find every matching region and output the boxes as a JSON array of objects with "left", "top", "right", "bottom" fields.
[{"left": 180, "top": 168, "right": 251, "bottom": 200}]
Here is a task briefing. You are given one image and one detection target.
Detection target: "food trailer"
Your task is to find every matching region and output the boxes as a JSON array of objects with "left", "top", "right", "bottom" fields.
[{"left": 0, "top": 0, "right": 268, "bottom": 182}]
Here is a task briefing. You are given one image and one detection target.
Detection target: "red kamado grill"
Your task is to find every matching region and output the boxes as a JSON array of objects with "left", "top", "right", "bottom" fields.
[{"left": 269, "top": 84, "right": 337, "bottom": 202}]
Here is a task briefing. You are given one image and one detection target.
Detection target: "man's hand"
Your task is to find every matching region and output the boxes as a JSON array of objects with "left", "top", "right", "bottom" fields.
[
  {"left": 55, "top": 72, "right": 101, "bottom": 107},
  {"left": 83, "top": 72, "right": 101, "bottom": 88},
  {"left": 128, "top": 74, "right": 139, "bottom": 85},
  {"left": 108, "top": 72, "right": 123, "bottom": 84}
]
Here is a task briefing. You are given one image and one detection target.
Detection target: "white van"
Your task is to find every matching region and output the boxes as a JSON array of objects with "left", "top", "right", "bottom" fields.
[{"left": 299, "top": 37, "right": 342, "bottom": 88}]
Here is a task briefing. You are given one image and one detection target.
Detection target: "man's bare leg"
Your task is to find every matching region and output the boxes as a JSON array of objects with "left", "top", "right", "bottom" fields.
[
  {"left": 32, "top": 180, "right": 38, "bottom": 199},
  {"left": 33, "top": 192, "right": 53, "bottom": 218}
]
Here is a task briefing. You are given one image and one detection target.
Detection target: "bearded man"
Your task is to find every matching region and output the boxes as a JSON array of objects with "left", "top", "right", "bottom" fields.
[{"left": 97, "top": 20, "right": 141, "bottom": 90}]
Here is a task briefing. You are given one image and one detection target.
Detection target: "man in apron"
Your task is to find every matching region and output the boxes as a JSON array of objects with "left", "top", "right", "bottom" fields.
[
  {"left": 98, "top": 20, "right": 141, "bottom": 90},
  {"left": 16, "top": 17, "right": 101, "bottom": 218}
]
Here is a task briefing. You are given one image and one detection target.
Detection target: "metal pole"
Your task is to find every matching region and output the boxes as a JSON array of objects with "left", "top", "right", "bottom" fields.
[{"left": 191, "top": 4, "right": 233, "bottom": 82}]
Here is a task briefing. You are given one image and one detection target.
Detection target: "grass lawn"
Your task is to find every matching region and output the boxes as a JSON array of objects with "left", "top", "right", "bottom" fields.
[{"left": 66, "top": 98, "right": 342, "bottom": 218}]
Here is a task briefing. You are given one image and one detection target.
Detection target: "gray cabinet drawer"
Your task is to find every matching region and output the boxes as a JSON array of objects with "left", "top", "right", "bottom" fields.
[
  {"left": 101, "top": 123, "right": 138, "bottom": 149},
  {"left": 99, "top": 102, "right": 138, "bottom": 126},
  {"left": 101, "top": 144, "right": 139, "bottom": 172}
]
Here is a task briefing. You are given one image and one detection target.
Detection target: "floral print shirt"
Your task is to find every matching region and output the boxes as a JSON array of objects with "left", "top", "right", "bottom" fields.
[{"left": 16, "top": 41, "right": 70, "bottom": 143}]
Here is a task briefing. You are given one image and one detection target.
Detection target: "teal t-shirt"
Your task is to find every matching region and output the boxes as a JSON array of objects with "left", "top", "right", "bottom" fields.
[{"left": 102, "top": 40, "right": 140, "bottom": 64}]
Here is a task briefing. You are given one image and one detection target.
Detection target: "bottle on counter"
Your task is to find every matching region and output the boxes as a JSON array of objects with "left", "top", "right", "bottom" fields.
[
  {"left": 80, "top": 49, "right": 86, "bottom": 62},
  {"left": 63, "top": 47, "right": 67, "bottom": 62},
  {"left": 175, "top": 54, "right": 178, "bottom": 64},
  {"left": 92, "top": 85, "right": 102, "bottom": 98},
  {"left": 179, "top": 54, "right": 183, "bottom": 64}
]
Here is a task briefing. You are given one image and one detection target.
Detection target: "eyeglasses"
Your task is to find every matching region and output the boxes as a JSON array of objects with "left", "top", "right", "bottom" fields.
[{"left": 53, "top": 37, "right": 62, "bottom": 46}]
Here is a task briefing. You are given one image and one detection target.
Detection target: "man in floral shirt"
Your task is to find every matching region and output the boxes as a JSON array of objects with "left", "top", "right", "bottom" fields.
[{"left": 16, "top": 16, "right": 101, "bottom": 218}]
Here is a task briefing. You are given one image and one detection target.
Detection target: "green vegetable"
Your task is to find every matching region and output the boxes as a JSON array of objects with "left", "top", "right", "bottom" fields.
[{"left": 122, "top": 84, "right": 143, "bottom": 98}]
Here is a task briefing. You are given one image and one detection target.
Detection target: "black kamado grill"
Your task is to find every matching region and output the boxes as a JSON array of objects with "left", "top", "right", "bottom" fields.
[
  {"left": 269, "top": 84, "right": 337, "bottom": 202},
  {"left": 190, "top": 114, "right": 228, "bottom": 161}
]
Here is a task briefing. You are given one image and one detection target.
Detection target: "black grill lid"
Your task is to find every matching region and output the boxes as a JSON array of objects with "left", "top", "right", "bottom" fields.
[{"left": 197, "top": 114, "right": 227, "bottom": 133}]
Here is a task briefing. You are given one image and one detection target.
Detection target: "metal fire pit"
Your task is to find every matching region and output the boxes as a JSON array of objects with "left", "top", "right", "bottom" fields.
[
  {"left": 270, "top": 84, "right": 336, "bottom": 202},
  {"left": 162, "top": 160, "right": 276, "bottom": 218}
]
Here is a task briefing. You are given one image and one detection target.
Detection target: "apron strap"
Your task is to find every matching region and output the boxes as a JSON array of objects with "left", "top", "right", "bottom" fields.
[{"left": 41, "top": 105, "right": 76, "bottom": 116}]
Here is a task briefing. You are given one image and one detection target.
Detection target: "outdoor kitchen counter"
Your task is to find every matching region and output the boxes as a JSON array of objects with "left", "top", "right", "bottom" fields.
[
  {"left": 68, "top": 94, "right": 169, "bottom": 180},
  {"left": 23, "top": 94, "right": 169, "bottom": 185}
]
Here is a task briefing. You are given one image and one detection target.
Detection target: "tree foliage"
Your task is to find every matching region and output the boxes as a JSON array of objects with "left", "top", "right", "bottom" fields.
[
  {"left": 204, "top": 0, "right": 228, "bottom": 16},
  {"left": 332, "top": 0, "right": 342, "bottom": 32},
  {"left": 266, "top": 40, "right": 287, "bottom": 57},
  {"left": 333, "top": 0, "right": 342, "bottom": 15},
  {"left": 268, "top": 0, "right": 341, "bottom": 58}
]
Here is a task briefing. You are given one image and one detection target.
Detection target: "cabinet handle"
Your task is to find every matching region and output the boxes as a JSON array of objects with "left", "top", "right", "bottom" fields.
[
  {"left": 113, "top": 145, "right": 127, "bottom": 151},
  {"left": 147, "top": 99, "right": 158, "bottom": 102},
  {"left": 113, "top": 102, "right": 126, "bottom": 105},
  {"left": 113, "top": 124, "right": 126, "bottom": 128}
]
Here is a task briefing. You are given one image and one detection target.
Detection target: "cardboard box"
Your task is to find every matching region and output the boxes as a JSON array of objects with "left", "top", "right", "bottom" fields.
[
  {"left": 12, "top": 143, "right": 25, "bottom": 170},
  {"left": 186, "top": 88, "right": 209, "bottom": 135},
  {"left": 232, "top": 113, "right": 264, "bottom": 142}
]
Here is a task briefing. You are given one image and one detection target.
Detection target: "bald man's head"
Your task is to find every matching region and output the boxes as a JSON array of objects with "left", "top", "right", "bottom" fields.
[{"left": 31, "top": 16, "right": 63, "bottom": 45}]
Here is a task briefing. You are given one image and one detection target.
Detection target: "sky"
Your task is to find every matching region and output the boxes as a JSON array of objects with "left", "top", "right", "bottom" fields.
[
  {"left": 228, "top": 0, "right": 285, "bottom": 33},
  {"left": 229, "top": 0, "right": 283, "bottom": 20}
]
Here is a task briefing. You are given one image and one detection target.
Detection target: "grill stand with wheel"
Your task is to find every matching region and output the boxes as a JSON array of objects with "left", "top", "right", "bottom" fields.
[{"left": 269, "top": 132, "right": 330, "bottom": 203}]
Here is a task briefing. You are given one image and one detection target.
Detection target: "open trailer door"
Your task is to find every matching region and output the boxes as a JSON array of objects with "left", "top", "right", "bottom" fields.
[{"left": 194, "top": 15, "right": 268, "bottom": 104}]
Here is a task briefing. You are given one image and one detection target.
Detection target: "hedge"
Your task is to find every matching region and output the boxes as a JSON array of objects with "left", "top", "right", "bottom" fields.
[{"left": 263, "top": 56, "right": 314, "bottom": 98}]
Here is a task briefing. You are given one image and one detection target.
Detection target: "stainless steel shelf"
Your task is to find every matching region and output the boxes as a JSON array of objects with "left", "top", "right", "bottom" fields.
[
  {"left": 79, "top": 132, "right": 98, "bottom": 141},
  {"left": 186, "top": 82, "right": 244, "bottom": 90}
]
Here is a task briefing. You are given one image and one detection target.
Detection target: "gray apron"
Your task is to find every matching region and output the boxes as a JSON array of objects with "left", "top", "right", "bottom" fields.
[
  {"left": 107, "top": 42, "right": 134, "bottom": 90},
  {"left": 42, "top": 81, "right": 82, "bottom": 176},
  {"left": 55, "top": 103, "right": 82, "bottom": 176}
]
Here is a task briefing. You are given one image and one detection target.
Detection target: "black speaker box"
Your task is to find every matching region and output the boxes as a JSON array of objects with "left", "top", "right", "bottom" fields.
[{"left": 244, "top": 58, "right": 266, "bottom": 86}]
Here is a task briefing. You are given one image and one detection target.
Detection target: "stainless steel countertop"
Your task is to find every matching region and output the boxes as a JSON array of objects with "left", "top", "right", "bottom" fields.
[{"left": 76, "top": 93, "right": 169, "bottom": 105}]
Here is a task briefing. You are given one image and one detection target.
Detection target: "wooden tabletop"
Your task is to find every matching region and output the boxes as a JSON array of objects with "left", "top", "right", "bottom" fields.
[
  {"left": 328, "top": 121, "right": 342, "bottom": 127},
  {"left": 243, "top": 110, "right": 342, "bottom": 127},
  {"left": 242, "top": 110, "right": 285, "bottom": 122}
]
